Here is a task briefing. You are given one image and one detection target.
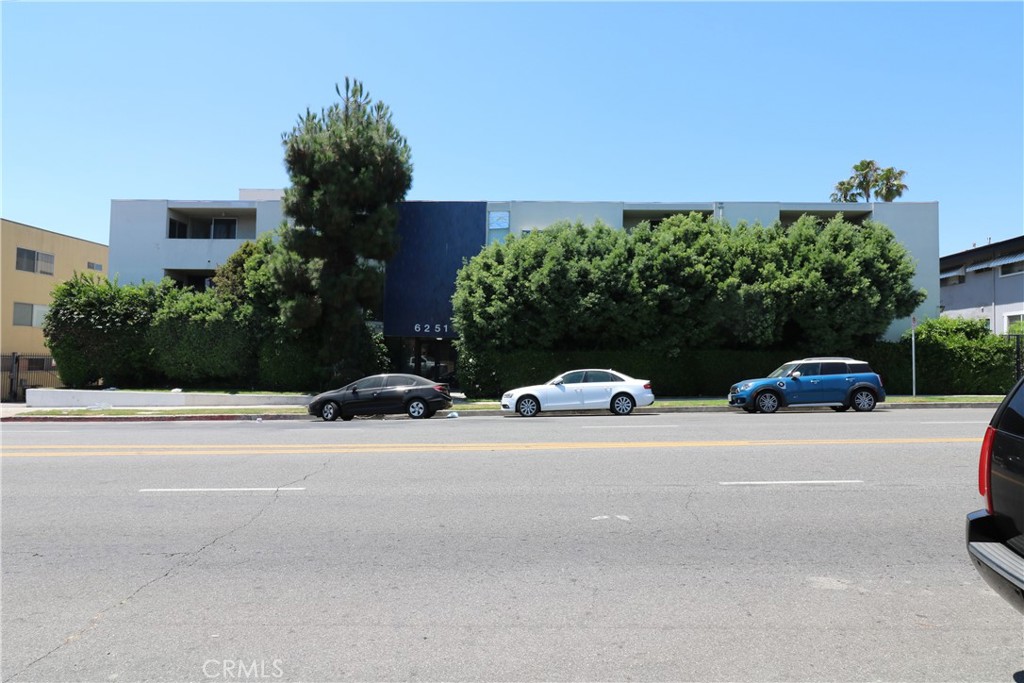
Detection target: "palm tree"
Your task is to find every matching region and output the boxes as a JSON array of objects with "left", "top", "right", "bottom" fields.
[
  {"left": 830, "top": 178, "right": 861, "bottom": 202},
  {"left": 874, "top": 167, "right": 909, "bottom": 202},
  {"left": 851, "top": 159, "right": 880, "bottom": 203}
]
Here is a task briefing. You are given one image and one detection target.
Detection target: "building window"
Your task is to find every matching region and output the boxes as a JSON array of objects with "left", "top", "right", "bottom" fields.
[
  {"left": 212, "top": 218, "right": 237, "bottom": 239},
  {"left": 487, "top": 210, "right": 510, "bottom": 245},
  {"left": 169, "top": 218, "right": 188, "bottom": 239},
  {"left": 15, "top": 248, "right": 54, "bottom": 275},
  {"left": 1008, "top": 314, "right": 1024, "bottom": 334},
  {"left": 26, "top": 358, "right": 46, "bottom": 372},
  {"left": 1000, "top": 261, "right": 1024, "bottom": 277},
  {"left": 13, "top": 302, "right": 48, "bottom": 327},
  {"left": 940, "top": 275, "right": 965, "bottom": 287},
  {"left": 87, "top": 261, "right": 103, "bottom": 272}
]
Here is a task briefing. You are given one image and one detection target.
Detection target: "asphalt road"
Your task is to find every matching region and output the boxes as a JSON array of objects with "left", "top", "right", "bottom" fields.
[{"left": 2, "top": 408, "right": 1022, "bottom": 682}]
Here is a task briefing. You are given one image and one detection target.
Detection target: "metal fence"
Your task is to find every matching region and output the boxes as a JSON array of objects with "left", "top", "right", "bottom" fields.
[
  {"left": 1008, "top": 334, "right": 1024, "bottom": 384},
  {"left": 1, "top": 353, "right": 64, "bottom": 403}
]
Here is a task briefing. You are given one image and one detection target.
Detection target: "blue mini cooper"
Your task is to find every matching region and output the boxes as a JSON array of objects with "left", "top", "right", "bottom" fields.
[{"left": 728, "top": 357, "right": 885, "bottom": 414}]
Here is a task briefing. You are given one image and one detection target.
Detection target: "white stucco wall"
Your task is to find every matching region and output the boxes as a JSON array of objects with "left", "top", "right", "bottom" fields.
[
  {"left": 507, "top": 201, "right": 625, "bottom": 233},
  {"left": 870, "top": 202, "right": 941, "bottom": 339},
  {"left": 109, "top": 199, "right": 281, "bottom": 284},
  {"left": 109, "top": 200, "right": 171, "bottom": 284},
  {"left": 716, "top": 202, "right": 782, "bottom": 228}
]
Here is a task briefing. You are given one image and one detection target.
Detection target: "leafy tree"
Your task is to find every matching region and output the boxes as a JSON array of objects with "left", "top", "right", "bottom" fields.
[
  {"left": 44, "top": 274, "right": 172, "bottom": 387},
  {"left": 851, "top": 159, "right": 880, "bottom": 203},
  {"left": 875, "top": 167, "right": 909, "bottom": 201},
  {"left": 830, "top": 178, "right": 861, "bottom": 202},
  {"left": 901, "top": 317, "right": 1016, "bottom": 393},
  {"left": 831, "top": 160, "right": 909, "bottom": 203},
  {"left": 779, "top": 215, "right": 925, "bottom": 350},
  {"left": 148, "top": 287, "right": 254, "bottom": 386},
  {"left": 454, "top": 213, "right": 925, "bottom": 360},
  {"left": 275, "top": 78, "right": 413, "bottom": 384}
]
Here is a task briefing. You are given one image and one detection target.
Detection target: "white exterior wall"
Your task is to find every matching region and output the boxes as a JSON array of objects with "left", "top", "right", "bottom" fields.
[
  {"left": 109, "top": 200, "right": 172, "bottom": 284},
  {"left": 716, "top": 202, "right": 782, "bottom": 228},
  {"left": 109, "top": 199, "right": 285, "bottom": 285},
  {"left": 507, "top": 201, "right": 625, "bottom": 233},
  {"left": 869, "top": 202, "right": 941, "bottom": 339}
]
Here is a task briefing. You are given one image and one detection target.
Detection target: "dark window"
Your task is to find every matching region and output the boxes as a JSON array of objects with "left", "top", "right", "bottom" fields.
[
  {"left": 169, "top": 218, "right": 188, "bottom": 239},
  {"left": 847, "top": 362, "right": 872, "bottom": 374},
  {"left": 385, "top": 375, "right": 417, "bottom": 388},
  {"left": 821, "top": 362, "right": 848, "bottom": 375},
  {"left": 26, "top": 358, "right": 45, "bottom": 371},
  {"left": 997, "top": 381, "right": 1024, "bottom": 437},
  {"left": 352, "top": 375, "right": 385, "bottom": 392},
  {"left": 212, "top": 218, "right": 237, "bottom": 239},
  {"left": 796, "top": 362, "right": 821, "bottom": 376},
  {"left": 561, "top": 371, "right": 586, "bottom": 384},
  {"left": 13, "top": 303, "right": 33, "bottom": 326},
  {"left": 1001, "top": 261, "right": 1024, "bottom": 276},
  {"left": 87, "top": 261, "right": 103, "bottom": 271},
  {"left": 15, "top": 248, "right": 54, "bottom": 275},
  {"left": 585, "top": 371, "right": 616, "bottom": 383}
]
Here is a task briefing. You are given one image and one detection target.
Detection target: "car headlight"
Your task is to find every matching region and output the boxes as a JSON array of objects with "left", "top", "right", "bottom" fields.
[
  {"left": 502, "top": 392, "right": 513, "bottom": 399},
  {"left": 738, "top": 383, "right": 754, "bottom": 392}
]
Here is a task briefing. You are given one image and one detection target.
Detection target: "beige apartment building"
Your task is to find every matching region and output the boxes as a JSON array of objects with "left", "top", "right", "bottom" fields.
[{"left": 1, "top": 218, "right": 108, "bottom": 400}]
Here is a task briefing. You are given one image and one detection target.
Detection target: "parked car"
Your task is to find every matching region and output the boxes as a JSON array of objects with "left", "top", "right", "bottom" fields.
[
  {"left": 966, "top": 375, "right": 1024, "bottom": 613},
  {"left": 308, "top": 373, "right": 452, "bottom": 421},
  {"left": 728, "top": 357, "right": 885, "bottom": 414},
  {"left": 501, "top": 369, "right": 655, "bottom": 417}
]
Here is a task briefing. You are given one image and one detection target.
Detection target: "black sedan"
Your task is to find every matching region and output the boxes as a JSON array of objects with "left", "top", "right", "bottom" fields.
[{"left": 308, "top": 373, "right": 452, "bottom": 421}]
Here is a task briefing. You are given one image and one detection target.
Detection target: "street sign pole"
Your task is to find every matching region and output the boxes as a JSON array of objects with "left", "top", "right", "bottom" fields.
[{"left": 911, "top": 316, "right": 917, "bottom": 397}]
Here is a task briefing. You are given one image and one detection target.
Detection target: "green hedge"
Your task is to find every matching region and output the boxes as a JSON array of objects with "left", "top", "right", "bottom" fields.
[{"left": 458, "top": 336, "right": 1019, "bottom": 398}]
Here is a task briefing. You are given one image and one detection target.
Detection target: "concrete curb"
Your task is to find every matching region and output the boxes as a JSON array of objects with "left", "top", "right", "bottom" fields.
[{"left": 0, "top": 402, "right": 1001, "bottom": 422}]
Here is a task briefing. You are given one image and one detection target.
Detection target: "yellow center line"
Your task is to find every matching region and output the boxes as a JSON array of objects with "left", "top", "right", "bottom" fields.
[{"left": 0, "top": 437, "right": 982, "bottom": 458}]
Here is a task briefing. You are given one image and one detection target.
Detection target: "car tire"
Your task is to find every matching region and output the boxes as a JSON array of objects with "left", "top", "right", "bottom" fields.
[
  {"left": 610, "top": 393, "right": 635, "bottom": 416},
  {"left": 516, "top": 396, "right": 540, "bottom": 417},
  {"left": 831, "top": 406, "right": 850, "bottom": 412},
  {"left": 851, "top": 389, "right": 877, "bottom": 412},
  {"left": 755, "top": 391, "right": 780, "bottom": 414},
  {"left": 407, "top": 398, "right": 429, "bottom": 419},
  {"left": 743, "top": 406, "right": 757, "bottom": 413},
  {"left": 321, "top": 401, "right": 340, "bottom": 422}
]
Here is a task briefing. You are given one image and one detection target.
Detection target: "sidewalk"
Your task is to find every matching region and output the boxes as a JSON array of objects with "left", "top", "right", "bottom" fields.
[{"left": 0, "top": 398, "right": 1003, "bottom": 422}]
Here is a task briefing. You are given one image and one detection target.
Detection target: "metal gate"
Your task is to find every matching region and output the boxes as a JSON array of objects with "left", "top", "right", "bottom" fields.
[{"left": 2, "top": 353, "right": 64, "bottom": 402}]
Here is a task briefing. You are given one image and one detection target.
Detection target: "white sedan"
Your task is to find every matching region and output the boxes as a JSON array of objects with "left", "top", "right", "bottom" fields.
[{"left": 501, "top": 369, "right": 655, "bottom": 417}]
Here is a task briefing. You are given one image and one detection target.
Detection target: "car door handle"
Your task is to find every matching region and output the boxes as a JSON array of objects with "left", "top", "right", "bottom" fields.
[{"left": 810, "top": 380, "right": 820, "bottom": 384}]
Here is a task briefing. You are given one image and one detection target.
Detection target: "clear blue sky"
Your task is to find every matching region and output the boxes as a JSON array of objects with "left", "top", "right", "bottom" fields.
[{"left": 3, "top": 1, "right": 1022, "bottom": 255}]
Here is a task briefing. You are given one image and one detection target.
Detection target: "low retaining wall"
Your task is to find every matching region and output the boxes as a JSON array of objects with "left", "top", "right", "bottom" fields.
[{"left": 25, "top": 388, "right": 311, "bottom": 409}]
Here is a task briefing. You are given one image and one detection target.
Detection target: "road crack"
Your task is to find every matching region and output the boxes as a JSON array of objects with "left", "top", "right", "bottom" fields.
[{"left": 3, "top": 459, "right": 331, "bottom": 683}]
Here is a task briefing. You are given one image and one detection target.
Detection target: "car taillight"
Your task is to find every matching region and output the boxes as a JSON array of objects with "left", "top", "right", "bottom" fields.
[
  {"left": 644, "top": 383, "right": 652, "bottom": 390},
  {"left": 434, "top": 385, "right": 448, "bottom": 395},
  {"left": 876, "top": 374, "right": 884, "bottom": 388},
  {"left": 979, "top": 425, "right": 996, "bottom": 514}
]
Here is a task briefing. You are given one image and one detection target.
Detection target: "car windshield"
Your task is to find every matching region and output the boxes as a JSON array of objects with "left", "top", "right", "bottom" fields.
[{"left": 767, "top": 363, "right": 800, "bottom": 378}]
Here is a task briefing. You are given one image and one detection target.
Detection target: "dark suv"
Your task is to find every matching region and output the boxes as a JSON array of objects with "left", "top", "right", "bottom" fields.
[
  {"left": 966, "top": 375, "right": 1024, "bottom": 613},
  {"left": 728, "top": 357, "right": 885, "bottom": 414}
]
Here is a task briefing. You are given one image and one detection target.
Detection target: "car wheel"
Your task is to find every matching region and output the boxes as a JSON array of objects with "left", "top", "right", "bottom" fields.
[
  {"left": 610, "top": 393, "right": 635, "bottom": 415},
  {"left": 407, "top": 398, "right": 428, "bottom": 419},
  {"left": 755, "top": 391, "right": 780, "bottom": 414},
  {"left": 851, "top": 389, "right": 876, "bottom": 412},
  {"left": 516, "top": 396, "right": 540, "bottom": 417},
  {"left": 831, "top": 406, "right": 850, "bottom": 412},
  {"left": 321, "top": 401, "right": 340, "bottom": 422}
]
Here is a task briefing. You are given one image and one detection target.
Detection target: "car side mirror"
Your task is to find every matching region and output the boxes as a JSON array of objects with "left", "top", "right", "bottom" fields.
[
  {"left": 553, "top": 378, "right": 564, "bottom": 386},
  {"left": 790, "top": 371, "right": 801, "bottom": 379},
  {"left": 351, "top": 387, "right": 359, "bottom": 393}
]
